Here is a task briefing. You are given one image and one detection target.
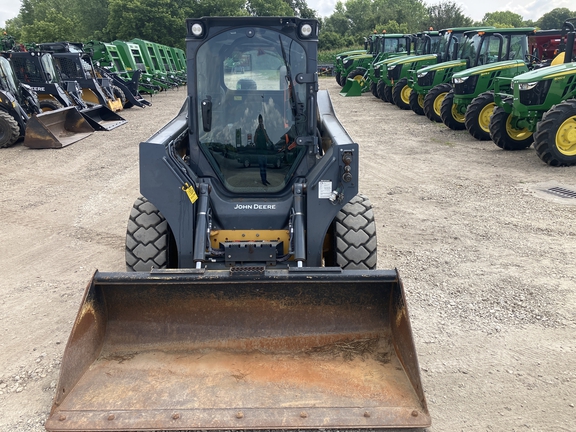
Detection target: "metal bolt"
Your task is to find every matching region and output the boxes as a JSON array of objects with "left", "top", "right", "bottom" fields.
[
  {"left": 411, "top": 410, "right": 419, "bottom": 417},
  {"left": 363, "top": 411, "right": 370, "bottom": 418},
  {"left": 300, "top": 412, "right": 308, "bottom": 418},
  {"left": 58, "top": 415, "right": 66, "bottom": 421},
  {"left": 172, "top": 413, "right": 180, "bottom": 420},
  {"left": 236, "top": 412, "right": 244, "bottom": 419},
  {"left": 108, "top": 414, "right": 115, "bottom": 421}
]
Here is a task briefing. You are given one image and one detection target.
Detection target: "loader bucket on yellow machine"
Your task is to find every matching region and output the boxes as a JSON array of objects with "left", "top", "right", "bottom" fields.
[
  {"left": 23, "top": 107, "right": 94, "bottom": 149},
  {"left": 46, "top": 268, "right": 430, "bottom": 431},
  {"left": 80, "top": 105, "right": 127, "bottom": 131}
]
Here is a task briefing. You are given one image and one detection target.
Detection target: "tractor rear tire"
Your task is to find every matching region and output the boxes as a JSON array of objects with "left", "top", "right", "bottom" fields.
[
  {"left": 489, "top": 107, "right": 533, "bottom": 150},
  {"left": 409, "top": 90, "right": 425, "bottom": 115},
  {"left": 0, "top": 111, "right": 20, "bottom": 148},
  {"left": 334, "top": 194, "right": 377, "bottom": 270},
  {"left": 335, "top": 71, "right": 342, "bottom": 87},
  {"left": 39, "top": 99, "right": 63, "bottom": 112},
  {"left": 126, "top": 196, "right": 175, "bottom": 271},
  {"left": 533, "top": 99, "right": 576, "bottom": 166},
  {"left": 392, "top": 78, "right": 411, "bottom": 110},
  {"left": 465, "top": 92, "right": 495, "bottom": 141},
  {"left": 377, "top": 80, "right": 389, "bottom": 102},
  {"left": 424, "top": 83, "right": 451, "bottom": 123},
  {"left": 440, "top": 89, "right": 466, "bottom": 130}
]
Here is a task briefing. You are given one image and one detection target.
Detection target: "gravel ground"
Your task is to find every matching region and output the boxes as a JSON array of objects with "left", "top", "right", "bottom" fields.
[{"left": 0, "top": 79, "right": 574, "bottom": 431}]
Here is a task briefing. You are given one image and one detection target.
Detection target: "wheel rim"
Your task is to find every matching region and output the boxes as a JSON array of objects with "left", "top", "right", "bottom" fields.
[
  {"left": 479, "top": 102, "right": 495, "bottom": 133},
  {"left": 418, "top": 94, "right": 424, "bottom": 108},
  {"left": 400, "top": 85, "right": 411, "bottom": 104},
  {"left": 434, "top": 92, "right": 447, "bottom": 116},
  {"left": 353, "top": 75, "right": 365, "bottom": 87},
  {"left": 451, "top": 104, "right": 465, "bottom": 123},
  {"left": 556, "top": 115, "right": 576, "bottom": 156},
  {"left": 505, "top": 115, "right": 532, "bottom": 141}
]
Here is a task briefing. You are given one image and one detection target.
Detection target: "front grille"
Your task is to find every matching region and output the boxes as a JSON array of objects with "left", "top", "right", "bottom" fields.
[
  {"left": 375, "top": 68, "right": 380, "bottom": 78},
  {"left": 519, "top": 79, "right": 552, "bottom": 106},
  {"left": 388, "top": 66, "right": 401, "bottom": 81},
  {"left": 417, "top": 71, "right": 435, "bottom": 87},
  {"left": 453, "top": 75, "right": 478, "bottom": 95}
]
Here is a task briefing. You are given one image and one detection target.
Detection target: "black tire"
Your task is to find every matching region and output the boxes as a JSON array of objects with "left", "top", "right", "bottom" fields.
[
  {"left": 243, "top": 158, "right": 250, "bottom": 168},
  {"left": 465, "top": 92, "right": 495, "bottom": 141},
  {"left": 0, "top": 111, "right": 20, "bottom": 148},
  {"left": 112, "top": 85, "right": 127, "bottom": 107},
  {"left": 384, "top": 85, "right": 393, "bottom": 104},
  {"left": 489, "top": 107, "right": 533, "bottom": 150},
  {"left": 339, "top": 73, "right": 347, "bottom": 87},
  {"left": 377, "top": 80, "right": 388, "bottom": 102},
  {"left": 533, "top": 99, "right": 576, "bottom": 166},
  {"left": 370, "top": 81, "right": 378, "bottom": 98},
  {"left": 335, "top": 71, "right": 342, "bottom": 87},
  {"left": 440, "top": 89, "right": 466, "bottom": 130},
  {"left": 125, "top": 196, "right": 174, "bottom": 271},
  {"left": 424, "top": 83, "right": 451, "bottom": 123},
  {"left": 346, "top": 67, "right": 366, "bottom": 82},
  {"left": 392, "top": 78, "right": 411, "bottom": 110},
  {"left": 334, "top": 194, "right": 377, "bottom": 270},
  {"left": 39, "top": 99, "right": 63, "bottom": 112},
  {"left": 409, "top": 89, "right": 425, "bottom": 115}
]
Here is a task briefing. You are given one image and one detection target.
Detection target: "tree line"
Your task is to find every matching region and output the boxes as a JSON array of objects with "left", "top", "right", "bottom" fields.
[{"left": 2, "top": 0, "right": 574, "bottom": 51}]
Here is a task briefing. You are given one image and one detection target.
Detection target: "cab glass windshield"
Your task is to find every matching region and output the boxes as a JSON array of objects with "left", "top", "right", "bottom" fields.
[{"left": 196, "top": 28, "right": 307, "bottom": 193}]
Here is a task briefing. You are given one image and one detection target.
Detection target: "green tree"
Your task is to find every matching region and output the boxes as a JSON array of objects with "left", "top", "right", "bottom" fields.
[
  {"left": 374, "top": 20, "right": 409, "bottom": 35},
  {"left": 246, "top": 0, "right": 294, "bottom": 16},
  {"left": 426, "top": 1, "right": 473, "bottom": 30},
  {"left": 322, "top": 2, "right": 351, "bottom": 35},
  {"left": 537, "top": 8, "right": 575, "bottom": 30},
  {"left": 481, "top": 11, "right": 524, "bottom": 28}
]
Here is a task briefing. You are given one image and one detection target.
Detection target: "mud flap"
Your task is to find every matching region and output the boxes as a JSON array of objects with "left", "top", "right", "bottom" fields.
[
  {"left": 46, "top": 268, "right": 430, "bottom": 431},
  {"left": 339, "top": 77, "right": 364, "bottom": 97},
  {"left": 23, "top": 107, "right": 94, "bottom": 149},
  {"left": 80, "top": 105, "right": 127, "bottom": 131}
]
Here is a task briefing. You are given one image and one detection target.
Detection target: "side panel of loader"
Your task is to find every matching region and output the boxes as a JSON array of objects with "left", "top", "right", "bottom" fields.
[{"left": 46, "top": 269, "right": 429, "bottom": 431}]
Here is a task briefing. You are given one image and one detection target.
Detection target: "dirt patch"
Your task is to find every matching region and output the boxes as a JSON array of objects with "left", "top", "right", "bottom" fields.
[{"left": 0, "top": 80, "right": 574, "bottom": 431}]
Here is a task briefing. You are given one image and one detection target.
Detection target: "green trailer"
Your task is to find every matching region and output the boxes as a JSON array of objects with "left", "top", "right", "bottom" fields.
[
  {"left": 113, "top": 40, "right": 168, "bottom": 92},
  {"left": 130, "top": 38, "right": 180, "bottom": 87},
  {"left": 489, "top": 20, "right": 576, "bottom": 165}
]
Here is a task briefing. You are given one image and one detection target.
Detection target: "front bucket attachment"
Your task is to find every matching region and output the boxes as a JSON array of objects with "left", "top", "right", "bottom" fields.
[
  {"left": 23, "top": 107, "right": 94, "bottom": 149},
  {"left": 46, "top": 268, "right": 430, "bottom": 431},
  {"left": 80, "top": 105, "right": 127, "bottom": 131},
  {"left": 339, "top": 77, "right": 364, "bottom": 97}
]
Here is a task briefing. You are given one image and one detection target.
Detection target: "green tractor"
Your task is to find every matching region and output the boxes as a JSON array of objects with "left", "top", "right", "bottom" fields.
[
  {"left": 382, "top": 27, "right": 486, "bottom": 109},
  {"left": 407, "top": 28, "right": 492, "bottom": 118},
  {"left": 333, "top": 35, "right": 371, "bottom": 87},
  {"left": 489, "top": 20, "right": 576, "bottom": 166},
  {"left": 441, "top": 27, "right": 560, "bottom": 140},
  {"left": 338, "top": 32, "right": 411, "bottom": 96}
]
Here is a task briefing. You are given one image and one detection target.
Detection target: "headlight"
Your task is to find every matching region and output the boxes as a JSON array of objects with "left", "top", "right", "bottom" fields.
[
  {"left": 417, "top": 71, "right": 428, "bottom": 78},
  {"left": 300, "top": 23, "right": 313, "bottom": 38},
  {"left": 452, "top": 76, "right": 469, "bottom": 84},
  {"left": 388, "top": 64, "right": 397, "bottom": 71},
  {"left": 343, "top": 59, "right": 353, "bottom": 67},
  {"left": 518, "top": 82, "right": 538, "bottom": 91},
  {"left": 191, "top": 23, "right": 204, "bottom": 37}
]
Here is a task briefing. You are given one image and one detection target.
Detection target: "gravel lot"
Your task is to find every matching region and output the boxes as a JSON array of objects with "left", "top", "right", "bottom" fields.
[{"left": 0, "top": 79, "right": 574, "bottom": 431}]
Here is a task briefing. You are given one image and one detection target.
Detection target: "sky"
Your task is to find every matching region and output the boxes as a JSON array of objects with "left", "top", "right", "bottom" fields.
[{"left": 1, "top": 0, "right": 574, "bottom": 28}]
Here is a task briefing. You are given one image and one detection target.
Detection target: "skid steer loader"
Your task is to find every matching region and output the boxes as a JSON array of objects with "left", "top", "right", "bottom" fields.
[
  {"left": 46, "top": 17, "right": 429, "bottom": 431},
  {"left": 0, "top": 54, "right": 93, "bottom": 149}
]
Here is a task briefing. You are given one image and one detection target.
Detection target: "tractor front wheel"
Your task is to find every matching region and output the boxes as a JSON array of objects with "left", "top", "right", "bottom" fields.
[
  {"left": 465, "top": 92, "right": 495, "bottom": 141},
  {"left": 392, "top": 78, "right": 411, "bottom": 110},
  {"left": 333, "top": 194, "right": 377, "bottom": 270},
  {"left": 125, "top": 196, "right": 176, "bottom": 271},
  {"left": 440, "top": 89, "right": 466, "bottom": 130},
  {"left": 489, "top": 107, "right": 533, "bottom": 150},
  {"left": 424, "top": 83, "right": 451, "bottom": 123},
  {"left": 39, "top": 99, "right": 63, "bottom": 112},
  {"left": 335, "top": 71, "right": 342, "bottom": 87},
  {"left": 0, "top": 111, "right": 20, "bottom": 148},
  {"left": 409, "top": 90, "right": 425, "bottom": 115},
  {"left": 377, "top": 80, "right": 388, "bottom": 102},
  {"left": 534, "top": 99, "right": 576, "bottom": 166}
]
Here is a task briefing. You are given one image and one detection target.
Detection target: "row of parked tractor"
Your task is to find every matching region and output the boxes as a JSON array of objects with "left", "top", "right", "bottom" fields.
[
  {"left": 0, "top": 37, "right": 186, "bottom": 149},
  {"left": 334, "top": 19, "right": 576, "bottom": 166}
]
